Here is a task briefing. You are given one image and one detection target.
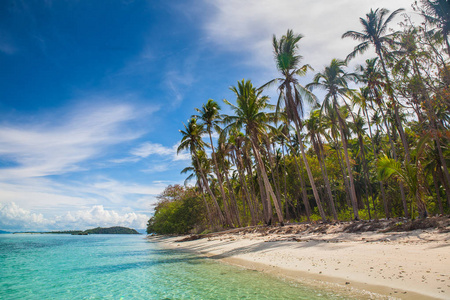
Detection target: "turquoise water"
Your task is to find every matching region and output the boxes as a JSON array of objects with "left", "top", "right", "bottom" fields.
[{"left": 0, "top": 234, "right": 351, "bottom": 299}]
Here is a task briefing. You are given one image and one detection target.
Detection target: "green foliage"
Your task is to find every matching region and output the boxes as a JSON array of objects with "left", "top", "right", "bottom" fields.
[
  {"left": 147, "top": 185, "right": 205, "bottom": 235},
  {"left": 83, "top": 227, "right": 139, "bottom": 234}
]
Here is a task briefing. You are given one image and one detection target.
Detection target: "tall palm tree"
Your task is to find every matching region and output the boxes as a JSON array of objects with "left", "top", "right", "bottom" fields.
[
  {"left": 263, "top": 29, "right": 326, "bottom": 222},
  {"left": 181, "top": 152, "right": 214, "bottom": 225},
  {"left": 178, "top": 117, "right": 226, "bottom": 225},
  {"left": 305, "top": 109, "right": 338, "bottom": 220},
  {"left": 223, "top": 79, "right": 284, "bottom": 225},
  {"left": 356, "top": 58, "right": 410, "bottom": 217},
  {"left": 194, "top": 99, "right": 234, "bottom": 226},
  {"left": 342, "top": 8, "right": 412, "bottom": 165},
  {"left": 352, "top": 87, "right": 389, "bottom": 218},
  {"left": 419, "top": 0, "right": 450, "bottom": 56},
  {"left": 307, "top": 59, "right": 360, "bottom": 220}
]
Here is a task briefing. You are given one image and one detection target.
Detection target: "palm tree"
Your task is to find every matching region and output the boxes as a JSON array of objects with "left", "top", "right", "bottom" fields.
[
  {"left": 223, "top": 79, "right": 284, "bottom": 225},
  {"left": 227, "top": 130, "right": 258, "bottom": 225},
  {"left": 419, "top": 0, "right": 450, "bottom": 56},
  {"left": 307, "top": 59, "right": 360, "bottom": 220},
  {"left": 194, "top": 99, "right": 234, "bottom": 226},
  {"left": 356, "top": 58, "right": 410, "bottom": 217},
  {"left": 352, "top": 87, "right": 389, "bottom": 218},
  {"left": 263, "top": 29, "right": 326, "bottom": 222},
  {"left": 342, "top": 8, "right": 412, "bottom": 165},
  {"left": 305, "top": 109, "right": 338, "bottom": 220},
  {"left": 378, "top": 135, "right": 431, "bottom": 219},
  {"left": 181, "top": 153, "right": 214, "bottom": 225},
  {"left": 178, "top": 117, "right": 226, "bottom": 225}
]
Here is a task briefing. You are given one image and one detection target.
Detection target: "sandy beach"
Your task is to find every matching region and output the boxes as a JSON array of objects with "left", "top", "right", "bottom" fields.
[{"left": 149, "top": 219, "right": 450, "bottom": 299}]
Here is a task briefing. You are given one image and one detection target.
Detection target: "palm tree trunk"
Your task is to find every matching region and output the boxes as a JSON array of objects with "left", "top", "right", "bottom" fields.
[
  {"left": 198, "top": 179, "right": 214, "bottom": 226},
  {"left": 437, "top": 166, "right": 450, "bottom": 208},
  {"left": 250, "top": 136, "right": 284, "bottom": 225},
  {"left": 380, "top": 108, "right": 409, "bottom": 218},
  {"left": 315, "top": 135, "right": 338, "bottom": 221},
  {"left": 293, "top": 119, "right": 327, "bottom": 222},
  {"left": 365, "top": 106, "right": 389, "bottom": 218},
  {"left": 411, "top": 58, "right": 450, "bottom": 191},
  {"left": 377, "top": 50, "right": 412, "bottom": 163},
  {"left": 208, "top": 132, "right": 233, "bottom": 226},
  {"left": 432, "top": 171, "right": 444, "bottom": 215},
  {"left": 232, "top": 151, "right": 256, "bottom": 225},
  {"left": 266, "top": 140, "right": 285, "bottom": 222},
  {"left": 224, "top": 169, "right": 241, "bottom": 227},
  {"left": 285, "top": 83, "right": 326, "bottom": 222},
  {"left": 245, "top": 155, "right": 262, "bottom": 222},
  {"left": 334, "top": 102, "right": 359, "bottom": 220},
  {"left": 193, "top": 153, "right": 226, "bottom": 225},
  {"left": 287, "top": 135, "right": 311, "bottom": 221},
  {"left": 281, "top": 143, "right": 291, "bottom": 220}
]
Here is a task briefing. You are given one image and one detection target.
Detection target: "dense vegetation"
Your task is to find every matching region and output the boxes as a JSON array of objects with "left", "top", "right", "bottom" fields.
[
  {"left": 83, "top": 227, "right": 139, "bottom": 234},
  {"left": 148, "top": 1, "right": 450, "bottom": 234}
]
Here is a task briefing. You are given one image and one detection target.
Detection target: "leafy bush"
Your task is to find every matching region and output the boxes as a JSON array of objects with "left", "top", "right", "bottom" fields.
[{"left": 147, "top": 185, "right": 205, "bottom": 235}]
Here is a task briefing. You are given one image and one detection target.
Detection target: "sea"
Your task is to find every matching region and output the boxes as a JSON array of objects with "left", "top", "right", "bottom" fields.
[{"left": 0, "top": 234, "right": 355, "bottom": 299}]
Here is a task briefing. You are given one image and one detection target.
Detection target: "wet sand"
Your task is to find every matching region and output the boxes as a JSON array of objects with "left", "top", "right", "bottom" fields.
[{"left": 150, "top": 222, "right": 450, "bottom": 299}]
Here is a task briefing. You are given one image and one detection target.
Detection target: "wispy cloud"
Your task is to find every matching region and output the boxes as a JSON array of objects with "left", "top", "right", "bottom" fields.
[
  {"left": 126, "top": 141, "right": 190, "bottom": 162},
  {"left": 0, "top": 103, "right": 146, "bottom": 179}
]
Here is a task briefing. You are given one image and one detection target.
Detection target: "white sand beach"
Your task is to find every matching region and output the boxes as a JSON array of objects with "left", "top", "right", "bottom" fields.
[{"left": 150, "top": 221, "right": 450, "bottom": 299}]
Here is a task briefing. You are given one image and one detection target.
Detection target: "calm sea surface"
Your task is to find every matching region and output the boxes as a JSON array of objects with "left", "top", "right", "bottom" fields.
[{"left": 0, "top": 234, "right": 354, "bottom": 299}]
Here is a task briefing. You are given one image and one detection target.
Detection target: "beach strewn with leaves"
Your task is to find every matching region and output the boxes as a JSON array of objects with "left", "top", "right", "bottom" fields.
[{"left": 148, "top": 1, "right": 450, "bottom": 234}]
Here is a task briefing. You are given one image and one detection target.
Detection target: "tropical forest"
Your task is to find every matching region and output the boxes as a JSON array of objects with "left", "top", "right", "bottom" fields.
[{"left": 147, "top": 1, "right": 450, "bottom": 234}]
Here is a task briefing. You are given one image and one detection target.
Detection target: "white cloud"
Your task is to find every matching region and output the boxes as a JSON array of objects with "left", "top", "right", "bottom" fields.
[
  {"left": 202, "top": 0, "right": 416, "bottom": 72},
  {"left": 128, "top": 141, "right": 190, "bottom": 162},
  {"left": 131, "top": 142, "right": 174, "bottom": 157},
  {"left": 0, "top": 177, "right": 168, "bottom": 216},
  {"left": 58, "top": 205, "right": 149, "bottom": 230},
  {"left": 0, "top": 202, "right": 51, "bottom": 230},
  {"left": 0, "top": 103, "right": 145, "bottom": 180},
  {"left": 0, "top": 202, "right": 149, "bottom": 231}
]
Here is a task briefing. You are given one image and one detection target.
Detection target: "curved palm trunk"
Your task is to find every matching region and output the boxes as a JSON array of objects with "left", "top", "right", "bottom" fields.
[
  {"left": 377, "top": 49, "right": 414, "bottom": 218},
  {"left": 377, "top": 50, "right": 411, "bottom": 160},
  {"left": 285, "top": 83, "right": 326, "bottom": 222},
  {"left": 250, "top": 135, "right": 284, "bottom": 225},
  {"left": 193, "top": 153, "right": 226, "bottom": 225},
  {"left": 293, "top": 120, "right": 327, "bottom": 222},
  {"left": 316, "top": 135, "right": 338, "bottom": 221},
  {"left": 287, "top": 134, "right": 311, "bottom": 221},
  {"left": 197, "top": 179, "right": 214, "bottom": 226},
  {"left": 208, "top": 132, "right": 234, "bottom": 227}
]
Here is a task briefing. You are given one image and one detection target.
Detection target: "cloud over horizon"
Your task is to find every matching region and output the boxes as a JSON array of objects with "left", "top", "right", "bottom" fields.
[{"left": 0, "top": 201, "right": 149, "bottom": 231}]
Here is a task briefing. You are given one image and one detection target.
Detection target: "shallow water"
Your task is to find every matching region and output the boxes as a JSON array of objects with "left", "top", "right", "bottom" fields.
[{"left": 0, "top": 234, "right": 354, "bottom": 299}]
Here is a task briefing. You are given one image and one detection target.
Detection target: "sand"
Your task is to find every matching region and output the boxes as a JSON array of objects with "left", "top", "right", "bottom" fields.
[{"left": 149, "top": 221, "right": 450, "bottom": 299}]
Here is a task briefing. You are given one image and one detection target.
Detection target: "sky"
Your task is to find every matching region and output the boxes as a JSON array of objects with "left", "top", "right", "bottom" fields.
[{"left": 0, "top": 0, "right": 417, "bottom": 231}]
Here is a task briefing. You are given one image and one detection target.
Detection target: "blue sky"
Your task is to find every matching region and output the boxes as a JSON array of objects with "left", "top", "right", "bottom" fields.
[{"left": 0, "top": 0, "right": 414, "bottom": 231}]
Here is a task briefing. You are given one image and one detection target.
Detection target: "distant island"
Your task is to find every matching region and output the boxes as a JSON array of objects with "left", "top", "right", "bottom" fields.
[
  {"left": 82, "top": 227, "right": 140, "bottom": 235},
  {"left": 0, "top": 230, "right": 11, "bottom": 234},
  {"left": 12, "top": 226, "right": 140, "bottom": 235}
]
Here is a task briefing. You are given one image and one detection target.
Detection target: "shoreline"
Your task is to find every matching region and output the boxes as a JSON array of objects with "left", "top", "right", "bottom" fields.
[{"left": 148, "top": 222, "right": 450, "bottom": 299}]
